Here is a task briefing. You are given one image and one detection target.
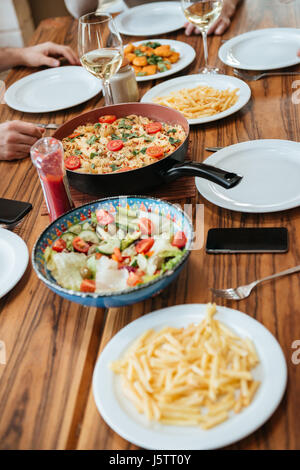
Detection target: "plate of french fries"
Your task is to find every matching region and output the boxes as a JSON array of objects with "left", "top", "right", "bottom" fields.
[
  {"left": 93, "top": 303, "right": 287, "bottom": 449},
  {"left": 141, "top": 74, "right": 251, "bottom": 125},
  {"left": 125, "top": 39, "right": 196, "bottom": 82}
]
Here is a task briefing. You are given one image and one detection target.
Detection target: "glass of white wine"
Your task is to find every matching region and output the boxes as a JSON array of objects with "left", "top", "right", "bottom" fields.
[
  {"left": 78, "top": 12, "right": 123, "bottom": 105},
  {"left": 181, "top": 0, "right": 223, "bottom": 73}
]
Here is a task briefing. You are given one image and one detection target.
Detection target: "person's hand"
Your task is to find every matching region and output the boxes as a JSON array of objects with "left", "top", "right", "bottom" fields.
[
  {"left": 21, "top": 42, "right": 80, "bottom": 68},
  {"left": 184, "top": 0, "right": 238, "bottom": 36},
  {"left": 0, "top": 121, "right": 45, "bottom": 161}
]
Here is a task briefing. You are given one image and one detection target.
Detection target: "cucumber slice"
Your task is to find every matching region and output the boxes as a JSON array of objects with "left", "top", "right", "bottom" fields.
[
  {"left": 79, "top": 230, "right": 100, "bottom": 244},
  {"left": 61, "top": 232, "right": 76, "bottom": 243},
  {"left": 69, "top": 224, "right": 82, "bottom": 235},
  {"left": 82, "top": 222, "right": 93, "bottom": 231},
  {"left": 117, "top": 206, "right": 138, "bottom": 219},
  {"left": 120, "top": 230, "right": 141, "bottom": 251},
  {"left": 96, "top": 225, "right": 110, "bottom": 241},
  {"left": 97, "top": 238, "right": 120, "bottom": 255}
]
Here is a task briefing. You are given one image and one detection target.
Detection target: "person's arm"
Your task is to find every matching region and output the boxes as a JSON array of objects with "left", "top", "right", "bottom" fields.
[
  {"left": 185, "top": 0, "right": 241, "bottom": 36},
  {"left": 0, "top": 121, "right": 45, "bottom": 161},
  {"left": 0, "top": 42, "right": 79, "bottom": 72},
  {"left": 64, "top": 0, "right": 99, "bottom": 18}
]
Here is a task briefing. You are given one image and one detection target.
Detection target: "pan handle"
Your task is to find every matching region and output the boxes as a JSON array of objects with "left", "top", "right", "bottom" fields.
[{"left": 163, "top": 161, "right": 242, "bottom": 189}]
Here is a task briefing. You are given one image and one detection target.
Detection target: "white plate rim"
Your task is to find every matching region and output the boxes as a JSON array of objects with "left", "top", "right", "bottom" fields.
[
  {"left": 115, "top": 2, "right": 185, "bottom": 37},
  {"left": 218, "top": 28, "right": 300, "bottom": 71},
  {"left": 196, "top": 139, "right": 300, "bottom": 213},
  {"left": 93, "top": 303, "right": 287, "bottom": 450},
  {"left": 128, "top": 39, "right": 196, "bottom": 82},
  {"left": 4, "top": 66, "right": 102, "bottom": 113},
  {"left": 141, "top": 73, "right": 251, "bottom": 125},
  {"left": 0, "top": 228, "right": 29, "bottom": 298}
]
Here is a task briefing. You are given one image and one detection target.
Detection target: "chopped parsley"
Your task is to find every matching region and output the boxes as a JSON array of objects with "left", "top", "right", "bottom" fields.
[
  {"left": 118, "top": 119, "right": 132, "bottom": 130},
  {"left": 86, "top": 135, "right": 98, "bottom": 145},
  {"left": 169, "top": 136, "right": 181, "bottom": 145},
  {"left": 68, "top": 133, "right": 83, "bottom": 142},
  {"left": 90, "top": 152, "right": 99, "bottom": 159},
  {"left": 74, "top": 149, "right": 82, "bottom": 155},
  {"left": 140, "top": 147, "right": 147, "bottom": 154},
  {"left": 111, "top": 133, "right": 120, "bottom": 140},
  {"left": 94, "top": 123, "right": 101, "bottom": 128},
  {"left": 144, "top": 41, "right": 161, "bottom": 48},
  {"left": 91, "top": 163, "right": 95, "bottom": 169},
  {"left": 132, "top": 150, "right": 139, "bottom": 156},
  {"left": 110, "top": 164, "right": 119, "bottom": 172},
  {"left": 134, "top": 49, "right": 144, "bottom": 56},
  {"left": 167, "top": 128, "right": 177, "bottom": 134}
]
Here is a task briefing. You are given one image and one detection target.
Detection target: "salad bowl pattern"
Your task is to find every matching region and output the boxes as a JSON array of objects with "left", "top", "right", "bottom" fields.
[{"left": 32, "top": 196, "right": 193, "bottom": 308}]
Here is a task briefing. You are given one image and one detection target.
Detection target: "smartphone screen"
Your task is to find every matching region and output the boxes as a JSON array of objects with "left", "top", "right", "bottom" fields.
[
  {"left": 206, "top": 228, "right": 288, "bottom": 254},
  {"left": 0, "top": 198, "right": 32, "bottom": 224}
]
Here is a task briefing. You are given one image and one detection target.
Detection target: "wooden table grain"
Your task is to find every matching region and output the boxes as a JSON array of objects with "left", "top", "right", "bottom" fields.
[{"left": 1, "top": 0, "right": 300, "bottom": 450}]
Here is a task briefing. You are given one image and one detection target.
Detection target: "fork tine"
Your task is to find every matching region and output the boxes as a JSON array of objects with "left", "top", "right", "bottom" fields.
[{"left": 210, "top": 288, "right": 241, "bottom": 300}]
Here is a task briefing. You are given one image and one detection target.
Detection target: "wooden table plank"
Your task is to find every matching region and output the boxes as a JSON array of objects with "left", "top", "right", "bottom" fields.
[{"left": 1, "top": 0, "right": 300, "bottom": 450}]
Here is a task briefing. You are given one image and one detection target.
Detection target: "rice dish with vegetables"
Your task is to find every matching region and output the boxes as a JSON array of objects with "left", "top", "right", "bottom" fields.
[
  {"left": 44, "top": 206, "right": 188, "bottom": 294},
  {"left": 62, "top": 114, "right": 185, "bottom": 174}
]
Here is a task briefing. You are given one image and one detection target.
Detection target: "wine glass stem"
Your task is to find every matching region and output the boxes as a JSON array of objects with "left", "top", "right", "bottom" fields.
[
  {"left": 103, "top": 78, "right": 114, "bottom": 105},
  {"left": 201, "top": 31, "right": 209, "bottom": 69}
]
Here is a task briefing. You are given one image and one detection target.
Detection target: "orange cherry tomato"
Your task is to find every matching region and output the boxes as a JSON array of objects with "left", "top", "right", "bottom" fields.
[
  {"left": 99, "top": 115, "right": 117, "bottom": 124},
  {"left": 113, "top": 247, "right": 123, "bottom": 262},
  {"left": 68, "top": 132, "right": 82, "bottom": 139},
  {"left": 146, "top": 146, "right": 164, "bottom": 159},
  {"left": 107, "top": 140, "right": 124, "bottom": 152},
  {"left": 172, "top": 231, "right": 187, "bottom": 249},
  {"left": 127, "top": 272, "right": 142, "bottom": 287},
  {"left": 145, "top": 122, "right": 162, "bottom": 134},
  {"left": 96, "top": 209, "right": 114, "bottom": 226},
  {"left": 138, "top": 218, "right": 155, "bottom": 236},
  {"left": 135, "top": 238, "right": 154, "bottom": 254},
  {"left": 80, "top": 279, "right": 96, "bottom": 293},
  {"left": 72, "top": 236, "right": 89, "bottom": 254},
  {"left": 65, "top": 156, "right": 81, "bottom": 170},
  {"left": 52, "top": 238, "right": 66, "bottom": 252}
]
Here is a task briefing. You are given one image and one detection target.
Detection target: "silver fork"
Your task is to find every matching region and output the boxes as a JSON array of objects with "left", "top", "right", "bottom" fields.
[
  {"left": 211, "top": 265, "right": 300, "bottom": 300},
  {"left": 233, "top": 68, "right": 300, "bottom": 81}
]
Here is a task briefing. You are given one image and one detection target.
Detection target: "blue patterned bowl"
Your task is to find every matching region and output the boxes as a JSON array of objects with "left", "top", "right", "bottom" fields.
[{"left": 32, "top": 196, "right": 193, "bottom": 308}]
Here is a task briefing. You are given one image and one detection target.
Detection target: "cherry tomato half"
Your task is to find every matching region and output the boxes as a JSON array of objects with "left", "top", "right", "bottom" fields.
[
  {"left": 65, "top": 156, "right": 81, "bottom": 170},
  {"left": 146, "top": 146, "right": 164, "bottom": 159},
  {"left": 99, "top": 115, "right": 117, "bottom": 124},
  {"left": 72, "top": 236, "right": 89, "bottom": 253},
  {"left": 138, "top": 217, "right": 155, "bottom": 236},
  {"left": 96, "top": 208, "right": 115, "bottom": 226},
  {"left": 145, "top": 122, "right": 162, "bottom": 134},
  {"left": 68, "top": 132, "right": 82, "bottom": 139},
  {"left": 107, "top": 140, "right": 124, "bottom": 152},
  {"left": 52, "top": 238, "right": 66, "bottom": 252},
  {"left": 127, "top": 272, "right": 142, "bottom": 287},
  {"left": 172, "top": 231, "right": 187, "bottom": 249},
  {"left": 135, "top": 238, "right": 154, "bottom": 254},
  {"left": 80, "top": 279, "right": 96, "bottom": 293}
]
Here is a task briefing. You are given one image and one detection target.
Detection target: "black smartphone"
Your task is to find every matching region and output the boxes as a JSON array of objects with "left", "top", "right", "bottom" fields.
[
  {"left": 0, "top": 198, "right": 32, "bottom": 224},
  {"left": 206, "top": 228, "right": 288, "bottom": 254}
]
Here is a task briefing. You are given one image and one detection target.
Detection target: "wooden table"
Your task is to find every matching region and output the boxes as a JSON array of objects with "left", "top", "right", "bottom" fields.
[{"left": 1, "top": 0, "right": 300, "bottom": 450}]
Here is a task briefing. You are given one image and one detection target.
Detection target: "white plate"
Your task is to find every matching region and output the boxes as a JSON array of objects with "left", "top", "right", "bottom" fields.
[
  {"left": 196, "top": 140, "right": 300, "bottom": 213},
  {"left": 0, "top": 229, "right": 29, "bottom": 298},
  {"left": 141, "top": 74, "right": 251, "bottom": 125},
  {"left": 128, "top": 39, "right": 195, "bottom": 82},
  {"left": 93, "top": 303, "right": 287, "bottom": 450},
  {"left": 115, "top": 2, "right": 185, "bottom": 36},
  {"left": 219, "top": 28, "right": 300, "bottom": 71},
  {"left": 5, "top": 66, "right": 102, "bottom": 113}
]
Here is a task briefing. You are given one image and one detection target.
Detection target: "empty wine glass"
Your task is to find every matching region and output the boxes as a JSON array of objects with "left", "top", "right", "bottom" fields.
[
  {"left": 181, "top": 0, "right": 223, "bottom": 73},
  {"left": 78, "top": 12, "right": 123, "bottom": 105}
]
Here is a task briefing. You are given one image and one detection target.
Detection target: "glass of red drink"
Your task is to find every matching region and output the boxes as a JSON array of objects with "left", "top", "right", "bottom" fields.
[{"left": 31, "top": 137, "right": 74, "bottom": 222}]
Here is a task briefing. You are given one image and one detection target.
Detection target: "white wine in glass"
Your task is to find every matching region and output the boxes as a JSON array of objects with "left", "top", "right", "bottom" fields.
[
  {"left": 78, "top": 13, "right": 123, "bottom": 105},
  {"left": 181, "top": 0, "right": 223, "bottom": 73}
]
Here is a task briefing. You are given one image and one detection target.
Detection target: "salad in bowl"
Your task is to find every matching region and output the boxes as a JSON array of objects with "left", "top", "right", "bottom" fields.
[{"left": 33, "top": 197, "right": 193, "bottom": 308}]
